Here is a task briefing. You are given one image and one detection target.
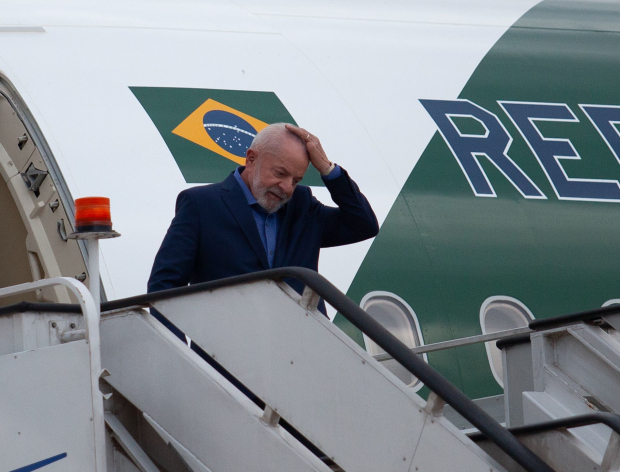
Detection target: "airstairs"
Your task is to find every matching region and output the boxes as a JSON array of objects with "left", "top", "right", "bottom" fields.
[
  {"left": 1, "top": 269, "right": 620, "bottom": 472},
  {"left": 473, "top": 311, "right": 620, "bottom": 471}
]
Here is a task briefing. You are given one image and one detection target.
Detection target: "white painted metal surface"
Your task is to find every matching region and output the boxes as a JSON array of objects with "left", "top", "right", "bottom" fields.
[
  {"left": 152, "top": 280, "right": 504, "bottom": 472},
  {"left": 526, "top": 326, "right": 620, "bottom": 460},
  {"left": 497, "top": 321, "right": 620, "bottom": 470},
  {"left": 501, "top": 339, "right": 534, "bottom": 427},
  {"left": 411, "top": 414, "right": 505, "bottom": 472},
  {"left": 143, "top": 413, "right": 214, "bottom": 472},
  {"left": 90, "top": 239, "right": 101, "bottom": 309},
  {"left": 522, "top": 391, "right": 610, "bottom": 467},
  {"left": 558, "top": 325, "right": 620, "bottom": 412},
  {"left": 476, "top": 430, "right": 602, "bottom": 472},
  {"left": 105, "top": 413, "right": 160, "bottom": 472},
  {"left": 0, "top": 277, "right": 106, "bottom": 471},
  {"left": 0, "top": 341, "right": 97, "bottom": 471},
  {"left": 100, "top": 309, "right": 332, "bottom": 472},
  {"left": 0, "top": 310, "right": 83, "bottom": 356}
]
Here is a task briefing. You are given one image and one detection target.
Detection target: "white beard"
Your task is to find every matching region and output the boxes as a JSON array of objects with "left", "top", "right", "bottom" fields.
[{"left": 252, "top": 172, "right": 290, "bottom": 213}]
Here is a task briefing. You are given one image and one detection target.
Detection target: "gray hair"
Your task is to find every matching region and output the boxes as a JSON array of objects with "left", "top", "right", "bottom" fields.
[{"left": 249, "top": 122, "right": 305, "bottom": 155}]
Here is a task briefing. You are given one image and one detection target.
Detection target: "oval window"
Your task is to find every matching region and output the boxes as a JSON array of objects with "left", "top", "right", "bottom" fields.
[
  {"left": 602, "top": 299, "right": 620, "bottom": 307},
  {"left": 480, "top": 297, "right": 534, "bottom": 388},
  {"left": 361, "top": 292, "right": 426, "bottom": 390}
]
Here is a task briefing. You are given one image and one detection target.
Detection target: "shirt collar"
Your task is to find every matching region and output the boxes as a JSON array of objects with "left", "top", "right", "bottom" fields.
[{"left": 234, "top": 167, "right": 258, "bottom": 206}]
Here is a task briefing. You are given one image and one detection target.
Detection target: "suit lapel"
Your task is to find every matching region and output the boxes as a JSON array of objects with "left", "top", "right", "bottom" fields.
[{"left": 220, "top": 174, "right": 270, "bottom": 270}]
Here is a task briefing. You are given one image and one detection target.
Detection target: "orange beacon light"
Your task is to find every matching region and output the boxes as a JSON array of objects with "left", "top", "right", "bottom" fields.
[
  {"left": 74, "top": 197, "right": 113, "bottom": 232},
  {"left": 70, "top": 197, "right": 120, "bottom": 238}
]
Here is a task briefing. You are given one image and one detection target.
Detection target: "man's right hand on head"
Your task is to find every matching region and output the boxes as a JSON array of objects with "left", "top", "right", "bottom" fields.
[{"left": 285, "top": 124, "right": 333, "bottom": 175}]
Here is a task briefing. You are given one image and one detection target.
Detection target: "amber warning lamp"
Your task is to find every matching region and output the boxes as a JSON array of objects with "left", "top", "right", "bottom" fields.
[
  {"left": 69, "top": 197, "right": 121, "bottom": 239},
  {"left": 68, "top": 197, "right": 120, "bottom": 310}
]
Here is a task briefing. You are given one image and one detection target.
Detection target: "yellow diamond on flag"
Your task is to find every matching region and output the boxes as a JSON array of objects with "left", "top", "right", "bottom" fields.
[{"left": 172, "top": 99, "right": 269, "bottom": 165}]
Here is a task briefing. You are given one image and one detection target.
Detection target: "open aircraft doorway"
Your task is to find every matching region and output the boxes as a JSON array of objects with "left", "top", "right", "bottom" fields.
[{"left": 0, "top": 77, "right": 87, "bottom": 306}]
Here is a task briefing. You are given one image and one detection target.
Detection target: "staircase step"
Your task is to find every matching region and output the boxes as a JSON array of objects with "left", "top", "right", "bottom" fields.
[{"left": 100, "top": 309, "right": 331, "bottom": 472}]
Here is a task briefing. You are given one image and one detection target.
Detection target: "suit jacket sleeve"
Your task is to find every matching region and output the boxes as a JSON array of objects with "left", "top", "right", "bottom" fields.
[
  {"left": 317, "top": 167, "right": 379, "bottom": 247},
  {"left": 148, "top": 189, "right": 201, "bottom": 293}
]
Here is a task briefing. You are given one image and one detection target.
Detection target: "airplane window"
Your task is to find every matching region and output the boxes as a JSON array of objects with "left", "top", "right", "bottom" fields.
[
  {"left": 602, "top": 299, "right": 620, "bottom": 307},
  {"left": 361, "top": 292, "right": 426, "bottom": 390},
  {"left": 480, "top": 297, "right": 534, "bottom": 388}
]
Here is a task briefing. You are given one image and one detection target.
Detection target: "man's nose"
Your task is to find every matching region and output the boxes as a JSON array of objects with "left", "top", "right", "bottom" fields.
[{"left": 279, "top": 179, "right": 294, "bottom": 196}]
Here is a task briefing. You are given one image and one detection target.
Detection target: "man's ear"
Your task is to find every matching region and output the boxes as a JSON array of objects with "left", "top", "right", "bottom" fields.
[{"left": 246, "top": 148, "right": 257, "bottom": 167}]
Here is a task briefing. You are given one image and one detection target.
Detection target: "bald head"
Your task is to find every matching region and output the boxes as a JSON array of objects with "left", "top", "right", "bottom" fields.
[
  {"left": 242, "top": 123, "right": 310, "bottom": 212},
  {"left": 249, "top": 123, "right": 308, "bottom": 158}
]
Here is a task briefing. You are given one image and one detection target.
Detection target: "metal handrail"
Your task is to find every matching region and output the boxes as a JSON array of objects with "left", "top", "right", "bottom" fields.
[
  {"left": 99, "top": 267, "right": 554, "bottom": 472},
  {"left": 529, "top": 304, "right": 620, "bottom": 331},
  {"left": 467, "top": 412, "right": 620, "bottom": 440},
  {"left": 0, "top": 277, "right": 107, "bottom": 472},
  {"left": 0, "top": 300, "right": 81, "bottom": 316},
  {"left": 374, "top": 302, "right": 620, "bottom": 360},
  {"left": 374, "top": 326, "right": 532, "bottom": 361}
]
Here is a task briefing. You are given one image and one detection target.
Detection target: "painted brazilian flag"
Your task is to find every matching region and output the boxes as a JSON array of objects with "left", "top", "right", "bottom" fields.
[{"left": 130, "top": 87, "right": 324, "bottom": 186}]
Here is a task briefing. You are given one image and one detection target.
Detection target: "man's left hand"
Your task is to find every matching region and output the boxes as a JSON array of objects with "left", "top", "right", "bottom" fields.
[{"left": 285, "top": 124, "right": 332, "bottom": 175}]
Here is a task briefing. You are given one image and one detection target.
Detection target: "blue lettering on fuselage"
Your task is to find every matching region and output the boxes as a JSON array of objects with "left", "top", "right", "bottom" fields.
[
  {"left": 581, "top": 104, "right": 620, "bottom": 167},
  {"left": 10, "top": 453, "right": 67, "bottom": 472},
  {"left": 419, "top": 99, "right": 545, "bottom": 198},
  {"left": 422, "top": 99, "right": 620, "bottom": 202},
  {"left": 500, "top": 101, "right": 620, "bottom": 202}
]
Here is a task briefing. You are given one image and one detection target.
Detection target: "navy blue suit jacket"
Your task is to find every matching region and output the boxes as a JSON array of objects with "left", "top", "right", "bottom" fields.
[{"left": 148, "top": 167, "right": 379, "bottom": 312}]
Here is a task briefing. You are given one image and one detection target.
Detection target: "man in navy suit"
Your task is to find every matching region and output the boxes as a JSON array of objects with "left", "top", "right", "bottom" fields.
[{"left": 148, "top": 123, "right": 379, "bottom": 315}]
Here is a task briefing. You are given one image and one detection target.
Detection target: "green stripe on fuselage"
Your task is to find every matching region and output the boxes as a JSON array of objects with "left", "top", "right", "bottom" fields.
[{"left": 336, "top": 0, "right": 620, "bottom": 398}]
